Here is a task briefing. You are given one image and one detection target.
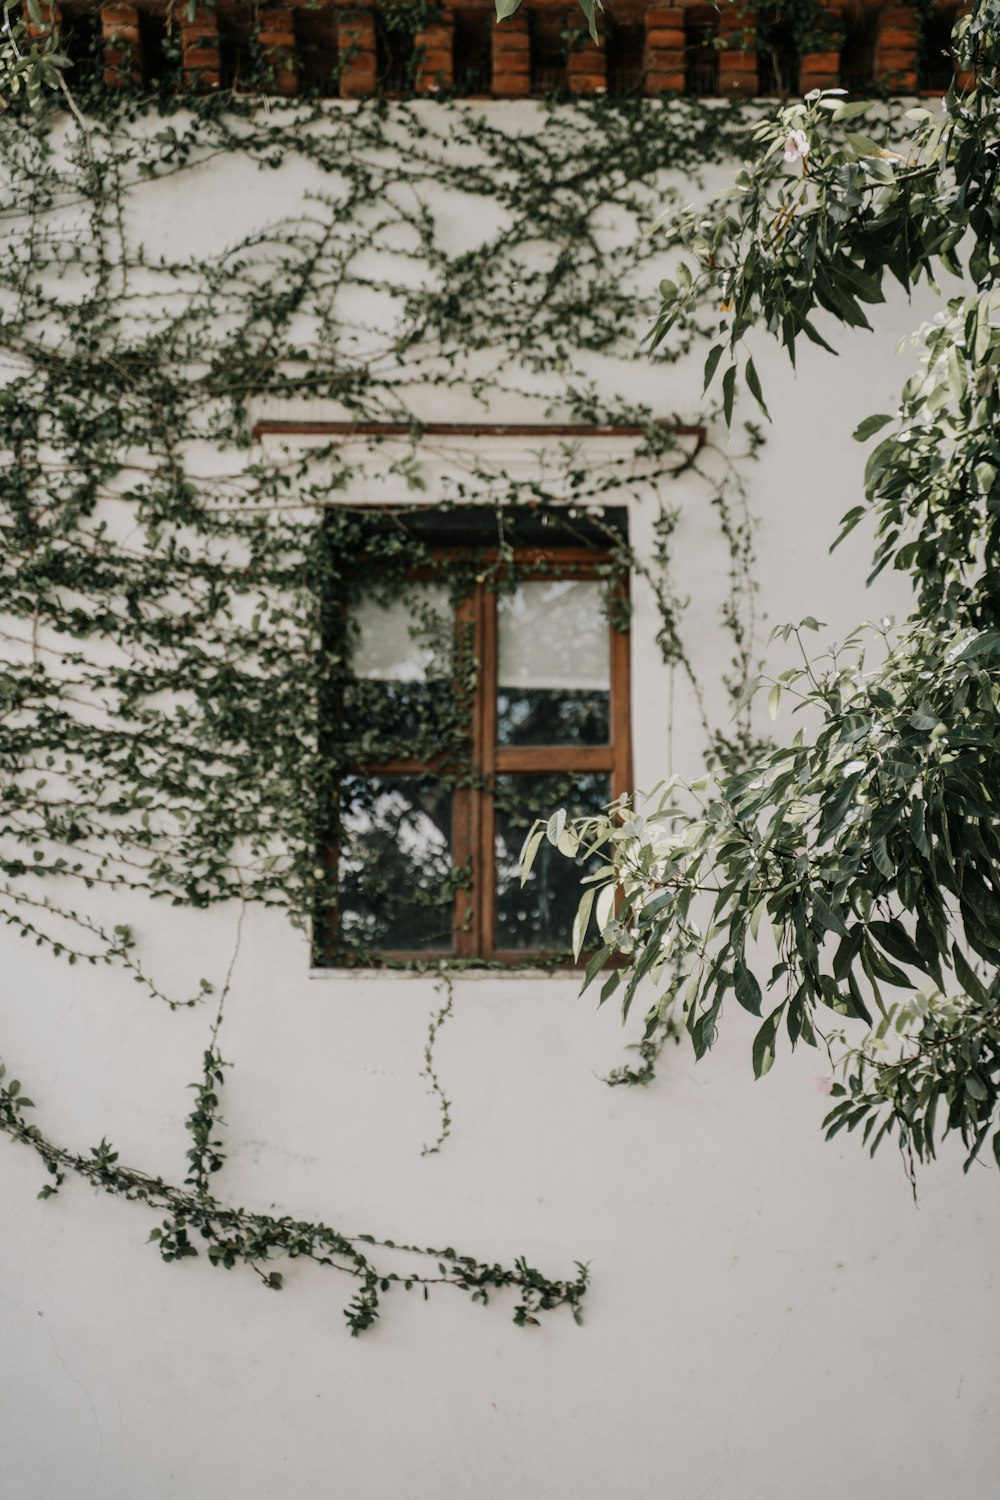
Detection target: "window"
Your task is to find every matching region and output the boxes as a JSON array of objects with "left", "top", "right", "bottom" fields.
[
  {"left": 316, "top": 506, "right": 631, "bottom": 966},
  {"left": 452, "top": 8, "right": 492, "bottom": 95},
  {"left": 218, "top": 2, "right": 253, "bottom": 91},
  {"left": 606, "top": 16, "right": 646, "bottom": 98},
  {"left": 138, "top": 9, "right": 172, "bottom": 89},
  {"left": 756, "top": 5, "right": 799, "bottom": 96},
  {"left": 530, "top": 10, "right": 568, "bottom": 96},
  {"left": 295, "top": 5, "right": 340, "bottom": 96},
  {"left": 376, "top": 10, "right": 416, "bottom": 93},
  {"left": 56, "top": 4, "right": 105, "bottom": 87},
  {"left": 919, "top": 4, "right": 958, "bottom": 91},
  {"left": 840, "top": 4, "right": 879, "bottom": 93},
  {"left": 684, "top": 6, "right": 720, "bottom": 96}
]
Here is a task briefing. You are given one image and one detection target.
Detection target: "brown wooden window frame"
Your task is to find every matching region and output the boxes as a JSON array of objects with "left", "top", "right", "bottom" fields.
[{"left": 325, "top": 541, "right": 632, "bottom": 967}]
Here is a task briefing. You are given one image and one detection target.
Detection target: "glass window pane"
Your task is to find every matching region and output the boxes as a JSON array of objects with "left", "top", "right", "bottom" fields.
[
  {"left": 494, "top": 772, "right": 611, "bottom": 952},
  {"left": 344, "top": 585, "right": 461, "bottom": 752},
  {"left": 351, "top": 584, "right": 452, "bottom": 682},
  {"left": 337, "top": 775, "right": 456, "bottom": 954},
  {"left": 497, "top": 579, "right": 611, "bottom": 746}
]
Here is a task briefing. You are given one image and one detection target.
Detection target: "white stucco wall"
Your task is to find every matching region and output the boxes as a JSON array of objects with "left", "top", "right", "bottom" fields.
[{"left": 1, "top": 101, "right": 998, "bottom": 1500}]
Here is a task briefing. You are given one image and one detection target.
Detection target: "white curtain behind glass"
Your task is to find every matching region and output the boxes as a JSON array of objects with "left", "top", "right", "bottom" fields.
[{"left": 498, "top": 580, "right": 609, "bottom": 692}]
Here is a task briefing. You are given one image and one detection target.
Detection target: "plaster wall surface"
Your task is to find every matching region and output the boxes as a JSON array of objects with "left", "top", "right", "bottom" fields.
[{"left": 1, "top": 100, "right": 997, "bottom": 1500}]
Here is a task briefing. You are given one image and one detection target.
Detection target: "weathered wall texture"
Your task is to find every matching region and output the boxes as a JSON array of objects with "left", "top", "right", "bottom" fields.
[{"left": 1, "top": 100, "right": 997, "bottom": 1500}]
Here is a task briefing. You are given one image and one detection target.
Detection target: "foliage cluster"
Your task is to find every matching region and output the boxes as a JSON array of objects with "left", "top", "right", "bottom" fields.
[
  {"left": 1, "top": 0, "right": 67, "bottom": 107},
  {"left": 554, "top": 2, "right": 1000, "bottom": 1185}
]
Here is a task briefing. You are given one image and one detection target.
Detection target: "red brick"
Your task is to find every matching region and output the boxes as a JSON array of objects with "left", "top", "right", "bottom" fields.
[
  {"left": 645, "top": 27, "right": 686, "bottom": 48},
  {"left": 417, "top": 22, "right": 452, "bottom": 48},
  {"left": 719, "top": 74, "right": 757, "bottom": 96},
  {"left": 416, "top": 45, "right": 453, "bottom": 91},
  {"left": 879, "top": 6, "right": 920, "bottom": 27},
  {"left": 645, "top": 70, "right": 685, "bottom": 92},
  {"left": 719, "top": 51, "right": 758, "bottom": 72},
  {"left": 878, "top": 26, "right": 919, "bottom": 51},
  {"left": 493, "top": 32, "right": 530, "bottom": 54},
  {"left": 492, "top": 71, "right": 531, "bottom": 96},
  {"left": 102, "top": 4, "right": 138, "bottom": 29},
  {"left": 570, "top": 76, "right": 607, "bottom": 93},
  {"left": 877, "top": 49, "right": 919, "bottom": 72}
]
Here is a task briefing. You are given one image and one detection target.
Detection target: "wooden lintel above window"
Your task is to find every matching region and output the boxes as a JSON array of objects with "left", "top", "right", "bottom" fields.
[{"left": 252, "top": 418, "right": 706, "bottom": 447}]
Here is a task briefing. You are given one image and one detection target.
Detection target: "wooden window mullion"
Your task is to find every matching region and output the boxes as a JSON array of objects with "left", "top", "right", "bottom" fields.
[
  {"left": 610, "top": 573, "right": 633, "bottom": 802},
  {"left": 453, "top": 587, "right": 479, "bottom": 958},
  {"left": 477, "top": 578, "right": 498, "bottom": 959}
]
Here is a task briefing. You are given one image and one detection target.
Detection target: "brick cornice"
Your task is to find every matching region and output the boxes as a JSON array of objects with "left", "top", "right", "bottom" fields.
[{"left": 53, "top": 1, "right": 956, "bottom": 100}]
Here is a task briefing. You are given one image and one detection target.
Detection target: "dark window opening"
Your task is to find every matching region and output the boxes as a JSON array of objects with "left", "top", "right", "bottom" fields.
[
  {"left": 376, "top": 13, "right": 415, "bottom": 93},
  {"left": 138, "top": 10, "right": 171, "bottom": 88},
  {"left": 839, "top": 4, "right": 879, "bottom": 92},
  {"left": 218, "top": 3, "right": 254, "bottom": 91},
  {"left": 452, "top": 7, "right": 491, "bottom": 95},
  {"left": 684, "top": 6, "right": 719, "bottom": 95},
  {"left": 920, "top": 4, "right": 958, "bottom": 90},
  {"left": 756, "top": 6, "right": 799, "bottom": 95},
  {"left": 295, "top": 4, "right": 339, "bottom": 95},
  {"left": 606, "top": 18, "right": 645, "bottom": 97},
  {"left": 57, "top": 5, "right": 104, "bottom": 86},
  {"left": 530, "top": 10, "right": 567, "bottom": 95}
]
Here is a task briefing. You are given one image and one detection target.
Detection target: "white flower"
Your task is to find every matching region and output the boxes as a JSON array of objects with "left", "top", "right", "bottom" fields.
[
  {"left": 783, "top": 130, "right": 809, "bottom": 163},
  {"left": 814, "top": 1075, "right": 834, "bottom": 1095}
]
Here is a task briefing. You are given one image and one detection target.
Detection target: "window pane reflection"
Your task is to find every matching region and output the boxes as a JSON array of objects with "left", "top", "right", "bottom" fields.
[
  {"left": 338, "top": 776, "right": 455, "bottom": 953},
  {"left": 494, "top": 772, "right": 611, "bottom": 952},
  {"left": 344, "top": 586, "right": 458, "bottom": 751},
  {"left": 497, "top": 579, "right": 610, "bottom": 745}
]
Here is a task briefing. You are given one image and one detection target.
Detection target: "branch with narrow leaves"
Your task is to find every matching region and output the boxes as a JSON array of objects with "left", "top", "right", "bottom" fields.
[
  {"left": 652, "top": 6, "right": 1000, "bottom": 426},
  {"left": 530, "top": 611, "right": 1000, "bottom": 1179}
]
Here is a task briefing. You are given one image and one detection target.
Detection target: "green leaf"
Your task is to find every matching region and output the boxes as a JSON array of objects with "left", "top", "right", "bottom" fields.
[
  {"left": 495, "top": 0, "right": 522, "bottom": 18},
  {"left": 576, "top": 0, "right": 600, "bottom": 45},
  {"left": 580, "top": 944, "right": 613, "bottom": 994},
  {"left": 519, "top": 827, "right": 544, "bottom": 888},
  {"left": 752, "top": 1006, "right": 784, "bottom": 1079},
  {"left": 572, "top": 887, "right": 596, "bottom": 962},
  {"left": 812, "top": 892, "right": 847, "bottom": 938},
  {"left": 845, "top": 131, "right": 883, "bottom": 156},
  {"left": 734, "top": 959, "right": 762, "bottom": 1016},
  {"left": 831, "top": 99, "right": 874, "bottom": 122},
  {"left": 745, "top": 356, "right": 769, "bottom": 419},
  {"left": 952, "top": 943, "right": 989, "bottom": 1005},
  {"left": 703, "top": 344, "right": 724, "bottom": 393},
  {"left": 852, "top": 413, "right": 892, "bottom": 442},
  {"left": 722, "top": 363, "right": 737, "bottom": 427}
]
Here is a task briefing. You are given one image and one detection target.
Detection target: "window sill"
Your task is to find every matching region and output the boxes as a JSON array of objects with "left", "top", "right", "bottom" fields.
[{"left": 308, "top": 964, "right": 585, "bottom": 982}]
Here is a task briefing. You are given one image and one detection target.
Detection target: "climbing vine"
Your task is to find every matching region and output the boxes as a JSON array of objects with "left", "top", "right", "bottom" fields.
[{"left": 0, "top": 75, "right": 763, "bottom": 1329}]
